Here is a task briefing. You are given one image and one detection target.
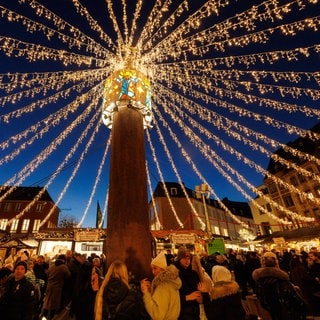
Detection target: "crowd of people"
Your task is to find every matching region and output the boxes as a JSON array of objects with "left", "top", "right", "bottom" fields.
[{"left": 0, "top": 245, "right": 319, "bottom": 320}]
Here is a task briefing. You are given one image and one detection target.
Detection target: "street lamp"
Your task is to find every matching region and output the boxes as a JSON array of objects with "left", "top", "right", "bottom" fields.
[{"left": 195, "top": 183, "right": 212, "bottom": 235}]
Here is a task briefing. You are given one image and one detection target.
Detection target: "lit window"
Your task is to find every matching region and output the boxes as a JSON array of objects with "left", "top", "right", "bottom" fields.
[
  {"left": 10, "top": 219, "right": 19, "bottom": 233},
  {"left": 21, "top": 219, "right": 30, "bottom": 233},
  {"left": 0, "top": 219, "right": 8, "bottom": 230},
  {"left": 222, "top": 228, "right": 229, "bottom": 237},
  {"left": 33, "top": 219, "right": 41, "bottom": 233}
]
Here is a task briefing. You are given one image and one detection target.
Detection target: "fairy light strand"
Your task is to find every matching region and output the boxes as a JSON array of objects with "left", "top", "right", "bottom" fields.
[
  {"left": 0, "top": 83, "right": 103, "bottom": 158},
  {"left": 145, "top": 128, "right": 184, "bottom": 228},
  {"left": 152, "top": 115, "right": 206, "bottom": 229},
  {"left": 40, "top": 118, "right": 105, "bottom": 228},
  {"left": 154, "top": 85, "right": 320, "bottom": 221},
  {"left": 0, "top": 93, "right": 101, "bottom": 199},
  {"left": 146, "top": 160, "right": 163, "bottom": 229},
  {"left": 0, "top": 4, "right": 112, "bottom": 59},
  {"left": 0, "top": 35, "right": 107, "bottom": 67},
  {"left": 71, "top": 0, "right": 117, "bottom": 50},
  {"left": 77, "top": 135, "right": 110, "bottom": 227},
  {"left": 152, "top": 102, "right": 249, "bottom": 228},
  {"left": 153, "top": 81, "right": 320, "bottom": 171},
  {"left": 8, "top": 109, "right": 102, "bottom": 226}
]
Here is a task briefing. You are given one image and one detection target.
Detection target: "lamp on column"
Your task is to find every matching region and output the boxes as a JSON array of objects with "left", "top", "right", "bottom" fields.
[{"left": 195, "top": 183, "right": 212, "bottom": 235}]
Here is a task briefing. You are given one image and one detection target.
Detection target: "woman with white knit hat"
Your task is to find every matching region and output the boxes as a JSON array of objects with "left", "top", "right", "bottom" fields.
[
  {"left": 141, "top": 252, "right": 182, "bottom": 320},
  {"left": 198, "top": 265, "right": 246, "bottom": 320}
]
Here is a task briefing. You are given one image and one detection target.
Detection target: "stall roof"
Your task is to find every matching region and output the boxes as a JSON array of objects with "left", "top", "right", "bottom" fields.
[
  {"left": 0, "top": 237, "right": 38, "bottom": 248},
  {"left": 256, "top": 226, "right": 320, "bottom": 243},
  {"left": 151, "top": 229, "right": 208, "bottom": 239}
]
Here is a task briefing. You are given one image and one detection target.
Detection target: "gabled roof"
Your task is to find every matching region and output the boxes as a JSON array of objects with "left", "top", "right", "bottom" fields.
[
  {"left": 0, "top": 186, "right": 54, "bottom": 201},
  {"left": 153, "top": 181, "right": 194, "bottom": 197},
  {"left": 266, "top": 122, "right": 320, "bottom": 174}
]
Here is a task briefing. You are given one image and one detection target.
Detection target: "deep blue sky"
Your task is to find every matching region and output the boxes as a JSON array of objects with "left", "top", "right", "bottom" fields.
[{"left": 0, "top": 0, "right": 319, "bottom": 227}]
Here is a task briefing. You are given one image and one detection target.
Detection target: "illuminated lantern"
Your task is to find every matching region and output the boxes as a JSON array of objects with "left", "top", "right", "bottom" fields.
[{"left": 102, "top": 68, "right": 152, "bottom": 128}]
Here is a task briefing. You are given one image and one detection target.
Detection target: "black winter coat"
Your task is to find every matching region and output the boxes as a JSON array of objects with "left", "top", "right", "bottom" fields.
[
  {"left": 202, "top": 281, "right": 246, "bottom": 320},
  {"left": 0, "top": 275, "right": 37, "bottom": 320},
  {"left": 174, "top": 261, "right": 201, "bottom": 320},
  {"left": 252, "top": 266, "right": 309, "bottom": 320},
  {"left": 103, "top": 277, "right": 145, "bottom": 320}
]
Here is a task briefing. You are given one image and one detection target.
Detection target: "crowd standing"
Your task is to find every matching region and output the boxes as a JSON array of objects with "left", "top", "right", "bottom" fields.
[{"left": 0, "top": 246, "right": 319, "bottom": 319}]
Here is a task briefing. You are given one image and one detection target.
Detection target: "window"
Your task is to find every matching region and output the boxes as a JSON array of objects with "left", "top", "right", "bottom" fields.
[
  {"left": 222, "top": 228, "right": 229, "bottom": 237},
  {"left": 0, "top": 219, "right": 8, "bottom": 230},
  {"left": 298, "top": 174, "right": 307, "bottom": 184},
  {"left": 4, "top": 203, "right": 12, "bottom": 212},
  {"left": 81, "top": 243, "right": 103, "bottom": 251},
  {"left": 261, "top": 222, "right": 272, "bottom": 235},
  {"left": 170, "top": 188, "right": 177, "bottom": 196},
  {"left": 21, "top": 219, "right": 30, "bottom": 233},
  {"left": 266, "top": 203, "right": 272, "bottom": 212},
  {"left": 214, "top": 226, "right": 220, "bottom": 235},
  {"left": 32, "top": 219, "right": 41, "bottom": 233},
  {"left": 36, "top": 203, "right": 44, "bottom": 212},
  {"left": 283, "top": 195, "right": 294, "bottom": 207},
  {"left": 15, "top": 203, "right": 22, "bottom": 211},
  {"left": 10, "top": 219, "right": 19, "bottom": 233},
  {"left": 289, "top": 176, "right": 298, "bottom": 186},
  {"left": 268, "top": 183, "right": 277, "bottom": 194}
]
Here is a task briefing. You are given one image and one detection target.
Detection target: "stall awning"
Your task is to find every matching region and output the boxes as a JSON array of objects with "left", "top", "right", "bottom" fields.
[
  {"left": 256, "top": 225, "right": 320, "bottom": 243},
  {"left": 0, "top": 238, "right": 38, "bottom": 248}
]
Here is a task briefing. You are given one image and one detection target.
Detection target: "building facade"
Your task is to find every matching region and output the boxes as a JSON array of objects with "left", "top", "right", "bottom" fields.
[
  {"left": 149, "top": 182, "right": 255, "bottom": 241},
  {"left": 250, "top": 122, "right": 320, "bottom": 233},
  {"left": 0, "top": 186, "right": 60, "bottom": 236}
]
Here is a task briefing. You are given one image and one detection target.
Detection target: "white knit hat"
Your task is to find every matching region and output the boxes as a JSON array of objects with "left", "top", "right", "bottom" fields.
[
  {"left": 151, "top": 253, "right": 167, "bottom": 270},
  {"left": 212, "top": 265, "right": 232, "bottom": 283}
]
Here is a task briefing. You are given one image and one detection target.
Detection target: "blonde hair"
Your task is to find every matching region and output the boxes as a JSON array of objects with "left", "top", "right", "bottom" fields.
[{"left": 94, "top": 260, "right": 130, "bottom": 320}]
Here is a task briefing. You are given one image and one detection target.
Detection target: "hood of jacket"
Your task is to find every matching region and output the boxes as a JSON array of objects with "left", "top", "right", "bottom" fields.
[
  {"left": 252, "top": 266, "right": 289, "bottom": 282},
  {"left": 152, "top": 264, "right": 182, "bottom": 291},
  {"left": 210, "top": 280, "right": 240, "bottom": 300}
]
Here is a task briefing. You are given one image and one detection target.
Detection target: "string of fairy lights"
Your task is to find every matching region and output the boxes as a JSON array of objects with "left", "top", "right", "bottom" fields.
[
  {"left": 77, "top": 135, "right": 110, "bottom": 227},
  {"left": 146, "top": 161, "right": 163, "bottom": 230},
  {"left": 154, "top": 82, "right": 319, "bottom": 221},
  {"left": 9, "top": 110, "right": 102, "bottom": 227},
  {"left": 0, "top": 0, "right": 319, "bottom": 230},
  {"left": 39, "top": 119, "right": 107, "bottom": 228}
]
